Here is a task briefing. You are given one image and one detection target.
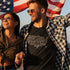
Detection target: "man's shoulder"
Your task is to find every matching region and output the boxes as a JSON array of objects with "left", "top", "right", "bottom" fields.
[
  {"left": 52, "top": 13, "right": 70, "bottom": 21},
  {"left": 20, "top": 24, "right": 30, "bottom": 35},
  {"left": 52, "top": 15, "right": 64, "bottom": 21},
  {"left": 21, "top": 24, "right": 29, "bottom": 30}
]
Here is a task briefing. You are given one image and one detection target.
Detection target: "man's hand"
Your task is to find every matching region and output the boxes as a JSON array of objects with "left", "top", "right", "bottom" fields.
[{"left": 15, "top": 52, "right": 25, "bottom": 65}]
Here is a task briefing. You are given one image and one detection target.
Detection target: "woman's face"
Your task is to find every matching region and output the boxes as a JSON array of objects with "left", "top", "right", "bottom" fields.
[{"left": 2, "top": 14, "right": 18, "bottom": 30}]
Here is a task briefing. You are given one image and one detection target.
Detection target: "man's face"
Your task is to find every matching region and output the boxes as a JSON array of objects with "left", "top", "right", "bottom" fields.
[{"left": 27, "top": 3, "right": 41, "bottom": 23}]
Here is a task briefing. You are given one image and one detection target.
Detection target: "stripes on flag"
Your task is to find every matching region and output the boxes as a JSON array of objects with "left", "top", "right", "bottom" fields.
[
  {"left": 13, "top": 0, "right": 29, "bottom": 13},
  {"left": 0, "top": 0, "right": 29, "bottom": 19},
  {"left": 47, "top": 0, "right": 65, "bottom": 19},
  {"left": 0, "top": 0, "right": 65, "bottom": 19}
]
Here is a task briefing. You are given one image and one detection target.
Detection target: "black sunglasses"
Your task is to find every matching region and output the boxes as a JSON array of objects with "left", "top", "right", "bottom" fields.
[
  {"left": 2, "top": 17, "right": 13, "bottom": 21},
  {"left": 27, "top": 9, "right": 35, "bottom": 14}
]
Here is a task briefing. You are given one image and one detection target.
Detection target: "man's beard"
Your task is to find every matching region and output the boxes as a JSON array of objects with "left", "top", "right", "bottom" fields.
[{"left": 31, "top": 12, "right": 41, "bottom": 23}]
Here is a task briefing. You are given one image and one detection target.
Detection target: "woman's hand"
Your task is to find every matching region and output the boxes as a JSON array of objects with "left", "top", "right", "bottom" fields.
[{"left": 15, "top": 52, "right": 25, "bottom": 65}]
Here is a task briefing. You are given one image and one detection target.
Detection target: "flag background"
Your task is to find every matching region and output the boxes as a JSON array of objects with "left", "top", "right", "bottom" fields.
[
  {"left": 0, "top": 0, "right": 70, "bottom": 43},
  {"left": 0, "top": 0, "right": 65, "bottom": 19}
]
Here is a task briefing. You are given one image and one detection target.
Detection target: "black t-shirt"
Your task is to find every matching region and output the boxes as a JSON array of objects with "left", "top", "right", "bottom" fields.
[{"left": 24, "top": 24, "right": 57, "bottom": 70}]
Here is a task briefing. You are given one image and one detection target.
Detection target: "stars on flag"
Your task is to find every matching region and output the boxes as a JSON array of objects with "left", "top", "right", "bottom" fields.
[{"left": 0, "top": 0, "right": 13, "bottom": 12}]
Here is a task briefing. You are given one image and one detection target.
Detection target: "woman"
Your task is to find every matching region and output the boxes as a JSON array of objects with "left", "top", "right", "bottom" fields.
[{"left": 0, "top": 12, "right": 25, "bottom": 70}]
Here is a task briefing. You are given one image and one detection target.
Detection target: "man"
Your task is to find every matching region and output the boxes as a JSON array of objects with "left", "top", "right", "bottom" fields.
[{"left": 20, "top": 0, "right": 70, "bottom": 70}]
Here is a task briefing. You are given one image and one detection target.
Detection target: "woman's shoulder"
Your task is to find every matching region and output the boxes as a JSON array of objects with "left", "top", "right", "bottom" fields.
[
  {"left": 0, "top": 28, "right": 4, "bottom": 42},
  {"left": 16, "top": 36, "right": 23, "bottom": 43},
  {"left": 13, "top": 36, "right": 23, "bottom": 47},
  {"left": 0, "top": 28, "right": 2, "bottom": 32},
  {"left": 18, "top": 36, "right": 23, "bottom": 41}
]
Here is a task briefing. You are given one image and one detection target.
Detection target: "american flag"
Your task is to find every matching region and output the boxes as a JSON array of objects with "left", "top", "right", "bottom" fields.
[
  {"left": 0, "top": 0, "right": 29, "bottom": 18},
  {"left": 47, "top": 0, "right": 65, "bottom": 19},
  {"left": 0, "top": 0, "right": 65, "bottom": 19},
  {"left": 0, "top": 0, "right": 13, "bottom": 12}
]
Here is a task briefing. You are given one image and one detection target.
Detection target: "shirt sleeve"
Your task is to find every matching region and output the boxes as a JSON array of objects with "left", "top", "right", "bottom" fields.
[
  {"left": 64, "top": 13, "right": 70, "bottom": 27},
  {"left": 52, "top": 13, "right": 70, "bottom": 27}
]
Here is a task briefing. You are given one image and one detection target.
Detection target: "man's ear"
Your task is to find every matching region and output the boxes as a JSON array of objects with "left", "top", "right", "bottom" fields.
[{"left": 41, "top": 8, "right": 45, "bottom": 14}]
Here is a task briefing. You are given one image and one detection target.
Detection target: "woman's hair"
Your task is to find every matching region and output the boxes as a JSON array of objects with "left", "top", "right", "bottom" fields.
[{"left": 2, "top": 12, "right": 20, "bottom": 36}]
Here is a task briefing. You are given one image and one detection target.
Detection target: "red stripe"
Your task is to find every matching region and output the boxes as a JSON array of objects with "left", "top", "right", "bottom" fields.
[
  {"left": 47, "top": 9, "right": 61, "bottom": 14},
  {"left": 0, "top": 0, "right": 65, "bottom": 19},
  {"left": 47, "top": 0, "right": 64, "bottom": 8},
  {"left": 0, "top": 14, "right": 4, "bottom": 19},
  {"left": 13, "top": 3, "right": 29, "bottom": 13},
  {"left": 14, "top": 0, "right": 19, "bottom": 2},
  {"left": 47, "top": 16, "right": 53, "bottom": 19}
]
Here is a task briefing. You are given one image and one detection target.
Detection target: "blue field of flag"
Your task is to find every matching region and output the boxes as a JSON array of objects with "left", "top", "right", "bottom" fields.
[{"left": 0, "top": 0, "right": 13, "bottom": 12}]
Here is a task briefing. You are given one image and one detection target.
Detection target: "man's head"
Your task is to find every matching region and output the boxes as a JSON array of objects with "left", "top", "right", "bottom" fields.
[{"left": 27, "top": 0, "right": 48, "bottom": 23}]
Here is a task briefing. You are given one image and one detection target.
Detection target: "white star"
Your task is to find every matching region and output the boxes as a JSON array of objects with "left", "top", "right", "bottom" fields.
[
  {"left": 6, "top": 8, "right": 10, "bottom": 11},
  {"left": 3, "top": 6, "right": 6, "bottom": 8},
  {"left": 3, "top": 0, "right": 6, "bottom": 2},
  {"left": 7, "top": 2, "right": 11, "bottom": 5},
  {"left": 0, "top": 3, "right": 2, "bottom": 6}
]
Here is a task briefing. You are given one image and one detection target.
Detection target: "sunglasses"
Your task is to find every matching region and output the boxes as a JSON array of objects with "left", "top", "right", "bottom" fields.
[
  {"left": 2, "top": 17, "right": 13, "bottom": 22},
  {"left": 27, "top": 9, "right": 35, "bottom": 14}
]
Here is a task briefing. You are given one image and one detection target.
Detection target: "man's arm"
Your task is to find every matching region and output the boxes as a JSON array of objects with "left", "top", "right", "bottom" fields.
[
  {"left": 52, "top": 13, "right": 70, "bottom": 27},
  {"left": 15, "top": 52, "right": 25, "bottom": 67},
  {"left": 64, "top": 13, "right": 70, "bottom": 27}
]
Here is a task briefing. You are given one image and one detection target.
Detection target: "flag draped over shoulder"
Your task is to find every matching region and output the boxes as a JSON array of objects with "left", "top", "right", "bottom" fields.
[{"left": 0, "top": 0, "right": 65, "bottom": 19}]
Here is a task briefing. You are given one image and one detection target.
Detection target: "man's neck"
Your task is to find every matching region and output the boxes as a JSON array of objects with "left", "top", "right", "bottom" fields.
[{"left": 33, "top": 16, "right": 47, "bottom": 28}]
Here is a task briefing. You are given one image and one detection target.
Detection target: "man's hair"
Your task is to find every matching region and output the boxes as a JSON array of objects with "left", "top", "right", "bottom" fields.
[{"left": 27, "top": 0, "right": 48, "bottom": 12}]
